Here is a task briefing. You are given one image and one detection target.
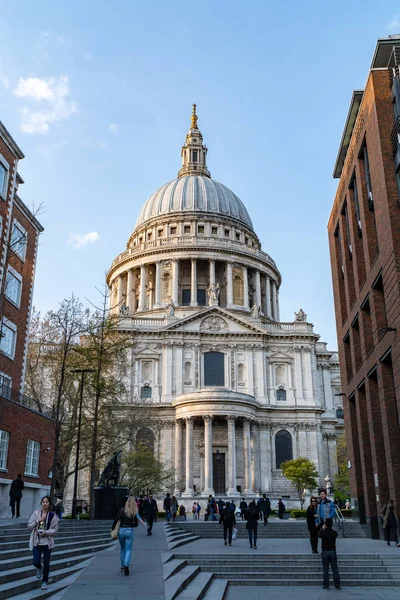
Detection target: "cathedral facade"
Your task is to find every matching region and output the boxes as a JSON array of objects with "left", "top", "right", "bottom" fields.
[{"left": 106, "top": 107, "right": 343, "bottom": 502}]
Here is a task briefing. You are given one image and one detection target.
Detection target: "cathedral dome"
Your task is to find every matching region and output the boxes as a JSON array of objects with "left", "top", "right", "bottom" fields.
[{"left": 135, "top": 175, "right": 254, "bottom": 231}]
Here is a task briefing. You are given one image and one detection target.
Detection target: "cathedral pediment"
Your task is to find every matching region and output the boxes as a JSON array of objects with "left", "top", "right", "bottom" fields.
[
  {"left": 163, "top": 307, "right": 266, "bottom": 334},
  {"left": 268, "top": 350, "right": 293, "bottom": 361}
]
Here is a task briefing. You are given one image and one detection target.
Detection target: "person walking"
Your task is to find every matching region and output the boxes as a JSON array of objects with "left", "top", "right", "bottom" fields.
[
  {"left": 163, "top": 493, "right": 172, "bottom": 522},
  {"left": 196, "top": 502, "right": 201, "bottom": 519},
  {"left": 318, "top": 489, "right": 336, "bottom": 526},
  {"left": 307, "top": 496, "right": 320, "bottom": 553},
  {"left": 145, "top": 495, "right": 158, "bottom": 535},
  {"left": 179, "top": 504, "right": 187, "bottom": 521},
  {"left": 171, "top": 496, "right": 178, "bottom": 522},
  {"left": 318, "top": 518, "right": 341, "bottom": 589},
  {"left": 259, "top": 494, "right": 271, "bottom": 526},
  {"left": 112, "top": 496, "right": 147, "bottom": 575},
  {"left": 219, "top": 501, "right": 236, "bottom": 546},
  {"left": 27, "top": 495, "right": 59, "bottom": 591},
  {"left": 217, "top": 498, "right": 225, "bottom": 514},
  {"left": 53, "top": 498, "right": 64, "bottom": 520},
  {"left": 381, "top": 499, "right": 400, "bottom": 547},
  {"left": 240, "top": 498, "right": 247, "bottom": 521},
  {"left": 192, "top": 502, "right": 197, "bottom": 519},
  {"left": 9, "top": 474, "right": 24, "bottom": 518},
  {"left": 277, "top": 498, "right": 285, "bottom": 519},
  {"left": 208, "top": 495, "right": 217, "bottom": 521},
  {"left": 245, "top": 500, "right": 261, "bottom": 549}
]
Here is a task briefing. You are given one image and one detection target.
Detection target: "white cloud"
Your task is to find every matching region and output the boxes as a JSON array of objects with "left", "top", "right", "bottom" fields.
[
  {"left": 387, "top": 15, "right": 400, "bottom": 31},
  {"left": 108, "top": 123, "right": 117, "bottom": 134},
  {"left": 12, "top": 75, "right": 77, "bottom": 134},
  {"left": 68, "top": 231, "right": 100, "bottom": 249},
  {"left": 84, "top": 52, "right": 92, "bottom": 60},
  {"left": 0, "top": 76, "right": 9, "bottom": 89}
]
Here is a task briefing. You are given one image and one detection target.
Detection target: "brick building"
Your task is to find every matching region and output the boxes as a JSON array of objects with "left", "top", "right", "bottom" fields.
[
  {"left": 328, "top": 36, "right": 400, "bottom": 538},
  {"left": 0, "top": 120, "right": 55, "bottom": 518}
]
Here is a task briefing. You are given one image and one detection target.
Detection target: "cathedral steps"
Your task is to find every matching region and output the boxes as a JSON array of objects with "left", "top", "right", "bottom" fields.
[
  {"left": 164, "top": 523, "right": 202, "bottom": 549},
  {"left": 163, "top": 552, "right": 400, "bottom": 594},
  {"left": 0, "top": 521, "right": 114, "bottom": 599}
]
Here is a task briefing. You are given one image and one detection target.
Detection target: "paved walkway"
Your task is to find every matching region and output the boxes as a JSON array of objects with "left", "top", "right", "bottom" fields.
[{"left": 60, "top": 522, "right": 167, "bottom": 600}]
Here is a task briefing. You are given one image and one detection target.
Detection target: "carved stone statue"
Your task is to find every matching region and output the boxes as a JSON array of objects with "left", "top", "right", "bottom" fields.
[
  {"left": 294, "top": 308, "right": 307, "bottom": 322},
  {"left": 251, "top": 304, "right": 260, "bottom": 318},
  {"left": 119, "top": 304, "right": 129, "bottom": 316},
  {"left": 165, "top": 299, "right": 175, "bottom": 317},
  {"left": 207, "top": 282, "right": 220, "bottom": 306},
  {"left": 200, "top": 316, "right": 228, "bottom": 332},
  {"left": 98, "top": 451, "right": 122, "bottom": 487}
]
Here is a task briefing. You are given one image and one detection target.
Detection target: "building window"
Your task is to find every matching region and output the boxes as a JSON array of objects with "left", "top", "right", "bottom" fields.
[
  {"left": 147, "top": 231, "right": 152, "bottom": 241},
  {"left": 351, "top": 175, "right": 362, "bottom": 235},
  {"left": 170, "top": 226, "right": 177, "bottom": 235},
  {"left": 197, "top": 289, "right": 206, "bottom": 305},
  {"left": 157, "top": 228, "right": 164, "bottom": 237},
  {"left": 362, "top": 144, "right": 374, "bottom": 209},
  {"left": 184, "top": 361, "right": 192, "bottom": 384},
  {"left": 192, "top": 150, "right": 198, "bottom": 162},
  {"left": 25, "top": 439, "right": 40, "bottom": 476},
  {"left": 5, "top": 268, "right": 22, "bottom": 307},
  {"left": 212, "top": 226, "right": 218, "bottom": 235},
  {"left": 0, "top": 430, "right": 9, "bottom": 470},
  {"left": 0, "top": 162, "right": 7, "bottom": 199},
  {"left": 343, "top": 202, "right": 352, "bottom": 256},
  {"left": 140, "top": 385, "right": 152, "bottom": 399},
  {"left": 275, "top": 430, "right": 293, "bottom": 468},
  {"left": 198, "top": 225, "right": 204, "bottom": 234},
  {"left": 236, "top": 232, "right": 240, "bottom": 241},
  {"left": 237, "top": 363, "right": 245, "bottom": 385},
  {"left": 275, "top": 364, "right": 286, "bottom": 385},
  {"left": 276, "top": 388, "right": 287, "bottom": 401},
  {"left": 141, "top": 361, "right": 152, "bottom": 382},
  {"left": 204, "top": 351, "right": 224, "bottom": 386},
  {"left": 224, "top": 229, "right": 230, "bottom": 237},
  {"left": 184, "top": 225, "right": 191, "bottom": 234},
  {"left": 0, "top": 372, "right": 12, "bottom": 400},
  {"left": 0, "top": 319, "right": 17, "bottom": 359},
  {"left": 182, "top": 289, "right": 191, "bottom": 305},
  {"left": 10, "top": 220, "right": 27, "bottom": 260}
]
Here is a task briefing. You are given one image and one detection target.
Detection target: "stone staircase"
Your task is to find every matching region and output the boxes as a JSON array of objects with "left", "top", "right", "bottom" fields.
[
  {"left": 162, "top": 552, "right": 400, "bottom": 599},
  {"left": 166, "top": 519, "right": 366, "bottom": 543},
  {"left": 0, "top": 520, "right": 114, "bottom": 599}
]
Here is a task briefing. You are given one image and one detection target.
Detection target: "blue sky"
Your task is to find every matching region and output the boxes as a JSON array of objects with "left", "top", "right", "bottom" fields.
[{"left": 0, "top": 1, "right": 399, "bottom": 349}]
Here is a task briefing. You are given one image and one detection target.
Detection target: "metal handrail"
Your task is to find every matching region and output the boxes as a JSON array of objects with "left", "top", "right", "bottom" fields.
[{"left": 334, "top": 505, "right": 345, "bottom": 538}]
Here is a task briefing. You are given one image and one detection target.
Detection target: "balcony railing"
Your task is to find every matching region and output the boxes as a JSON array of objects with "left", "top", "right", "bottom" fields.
[
  {"left": 0, "top": 383, "right": 55, "bottom": 419},
  {"left": 391, "top": 115, "right": 400, "bottom": 157}
]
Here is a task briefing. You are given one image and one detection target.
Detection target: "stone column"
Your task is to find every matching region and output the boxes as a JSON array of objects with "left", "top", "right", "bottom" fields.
[
  {"left": 138, "top": 265, "right": 147, "bottom": 312},
  {"left": 322, "top": 364, "right": 334, "bottom": 412},
  {"left": 172, "top": 259, "right": 179, "bottom": 305},
  {"left": 182, "top": 417, "right": 194, "bottom": 496},
  {"left": 154, "top": 261, "right": 161, "bottom": 307},
  {"left": 242, "top": 266, "right": 249, "bottom": 310},
  {"left": 259, "top": 422, "right": 271, "bottom": 492},
  {"left": 226, "top": 262, "right": 233, "bottom": 307},
  {"left": 174, "top": 419, "right": 183, "bottom": 495},
  {"left": 190, "top": 259, "right": 198, "bottom": 306},
  {"left": 117, "top": 274, "right": 123, "bottom": 310},
  {"left": 266, "top": 276, "right": 272, "bottom": 318},
  {"left": 227, "top": 416, "right": 239, "bottom": 496},
  {"left": 271, "top": 280, "right": 277, "bottom": 320},
  {"left": 255, "top": 271, "right": 262, "bottom": 312},
  {"left": 243, "top": 418, "right": 252, "bottom": 495},
  {"left": 126, "top": 270, "right": 134, "bottom": 313},
  {"left": 203, "top": 415, "right": 214, "bottom": 495},
  {"left": 209, "top": 259, "right": 216, "bottom": 286},
  {"left": 250, "top": 422, "right": 257, "bottom": 493}
]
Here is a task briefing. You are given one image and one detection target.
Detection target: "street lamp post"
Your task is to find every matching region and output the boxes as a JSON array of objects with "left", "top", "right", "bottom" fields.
[{"left": 71, "top": 368, "right": 95, "bottom": 519}]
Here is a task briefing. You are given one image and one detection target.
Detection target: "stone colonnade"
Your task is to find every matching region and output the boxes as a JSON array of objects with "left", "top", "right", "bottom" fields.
[
  {"left": 112, "top": 258, "right": 280, "bottom": 319},
  {"left": 173, "top": 415, "right": 270, "bottom": 497}
]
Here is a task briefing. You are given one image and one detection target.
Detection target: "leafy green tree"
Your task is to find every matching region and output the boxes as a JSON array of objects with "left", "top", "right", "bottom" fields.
[
  {"left": 281, "top": 457, "right": 319, "bottom": 508},
  {"left": 120, "top": 447, "right": 175, "bottom": 497},
  {"left": 333, "top": 433, "right": 350, "bottom": 501}
]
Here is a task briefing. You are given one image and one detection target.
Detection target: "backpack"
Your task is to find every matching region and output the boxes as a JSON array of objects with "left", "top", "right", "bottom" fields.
[{"left": 223, "top": 509, "right": 233, "bottom": 523}]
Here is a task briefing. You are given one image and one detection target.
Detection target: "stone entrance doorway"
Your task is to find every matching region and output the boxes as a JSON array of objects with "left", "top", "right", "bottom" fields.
[{"left": 213, "top": 452, "right": 226, "bottom": 494}]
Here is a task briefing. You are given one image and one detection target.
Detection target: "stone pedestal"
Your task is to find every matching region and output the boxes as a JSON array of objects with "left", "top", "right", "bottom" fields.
[{"left": 94, "top": 487, "right": 129, "bottom": 520}]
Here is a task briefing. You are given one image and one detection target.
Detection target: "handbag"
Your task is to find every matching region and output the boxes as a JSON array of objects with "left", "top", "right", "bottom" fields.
[
  {"left": 111, "top": 509, "right": 122, "bottom": 539},
  {"left": 232, "top": 527, "right": 238, "bottom": 540}
]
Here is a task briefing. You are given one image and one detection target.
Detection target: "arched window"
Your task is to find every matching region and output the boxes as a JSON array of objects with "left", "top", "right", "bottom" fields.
[
  {"left": 136, "top": 428, "right": 155, "bottom": 453},
  {"left": 275, "top": 430, "right": 293, "bottom": 469},
  {"left": 204, "top": 351, "right": 225, "bottom": 386},
  {"left": 238, "top": 363, "right": 245, "bottom": 384},
  {"left": 276, "top": 389, "right": 286, "bottom": 401}
]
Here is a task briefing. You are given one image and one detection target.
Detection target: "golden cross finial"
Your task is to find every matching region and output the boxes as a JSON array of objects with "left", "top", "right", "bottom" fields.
[{"left": 191, "top": 103, "right": 198, "bottom": 129}]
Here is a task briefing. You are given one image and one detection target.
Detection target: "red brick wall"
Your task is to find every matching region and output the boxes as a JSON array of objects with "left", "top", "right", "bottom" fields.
[
  {"left": 0, "top": 396, "right": 55, "bottom": 486},
  {"left": 328, "top": 69, "right": 400, "bottom": 536}
]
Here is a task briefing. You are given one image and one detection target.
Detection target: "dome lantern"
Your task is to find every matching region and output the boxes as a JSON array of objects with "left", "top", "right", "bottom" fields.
[{"left": 178, "top": 104, "right": 211, "bottom": 179}]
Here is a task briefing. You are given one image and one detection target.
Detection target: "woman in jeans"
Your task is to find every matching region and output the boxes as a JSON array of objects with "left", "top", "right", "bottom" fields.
[
  {"left": 28, "top": 496, "right": 59, "bottom": 591},
  {"left": 306, "top": 496, "right": 320, "bottom": 553},
  {"left": 112, "top": 497, "right": 147, "bottom": 575}
]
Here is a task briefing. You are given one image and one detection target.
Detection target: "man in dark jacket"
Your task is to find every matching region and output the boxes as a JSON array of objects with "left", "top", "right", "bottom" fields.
[
  {"left": 258, "top": 494, "right": 271, "bottom": 526},
  {"left": 245, "top": 501, "right": 261, "bottom": 549},
  {"left": 219, "top": 501, "right": 236, "bottom": 546},
  {"left": 9, "top": 474, "right": 24, "bottom": 518},
  {"left": 318, "top": 518, "right": 341, "bottom": 589},
  {"left": 240, "top": 499, "right": 248, "bottom": 521},
  {"left": 144, "top": 495, "right": 158, "bottom": 535},
  {"left": 163, "top": 493, "right": 172, "bottom": 522}
]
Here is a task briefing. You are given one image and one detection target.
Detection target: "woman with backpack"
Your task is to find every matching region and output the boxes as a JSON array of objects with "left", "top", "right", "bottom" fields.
[
  {"left": 27, "top": 495, "right": 59, "bottom": 591},
  {"left": 245, "top": 500, "right": 261, "bottom": 549},
  {"left": 112, "top": 496, "right": 147, "bottom": 575}
]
